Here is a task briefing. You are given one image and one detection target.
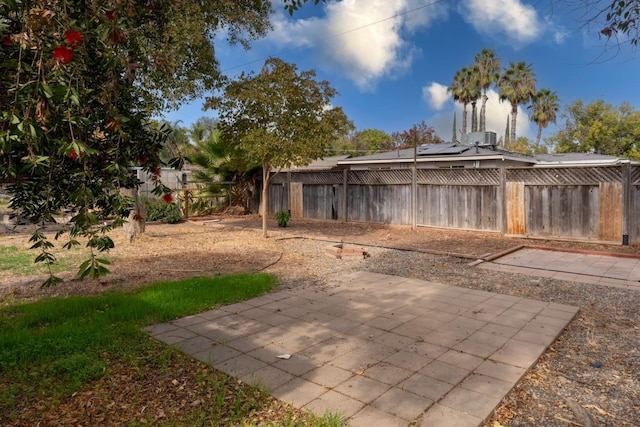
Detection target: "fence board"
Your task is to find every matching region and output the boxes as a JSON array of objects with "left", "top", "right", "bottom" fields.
[
  {"left": 599, "top": 182, "right": 622, "bottom": 242},
  {"left": 302, "top": 185, "right": 342, "bottom": 220},
  {"left": 268, "top": 183, "right": 289, "bottom": 215},
  {"left": 417, "top": 185, "right": 498, "bottom": 231},
  {"left": 631, "top": 185, "right": 640, "bottom": 242},
  {"left": 506, "top": 182, "right": 525, "bottom": 235},
  {"left": 290, "top": 182, "right": 303, "bottom": 219},
  {"left": 347, "top": 184, "right": 410, "bottom": 225}
]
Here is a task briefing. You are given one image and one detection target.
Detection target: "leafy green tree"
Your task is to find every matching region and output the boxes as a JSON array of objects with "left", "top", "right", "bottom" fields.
[
  {"left": 528, "top": 89, "right": 560, "bottom": 147},
  {"left": 547, "top": 100, "right": 640, "bottom": 160},
  {"left": 505, "top": 136, "right": 548, "bottom": 155},
  {"left": 498, "top": 61, "right": 536, "bottom": 143},
  {"left": 448, "top": 66, "right": 480, "bottom": 139},
  {"left": 474, "top": 48, "right": 501, "bottom": 132},
  {"left": 0, "top": 1, "right": 282, "bottom": 285},
  {"left": 207, "top": 58, "right": 352, "bottom": 237},
  {"left": 335, "top": 129, "right": 393, "bottom": 156}
]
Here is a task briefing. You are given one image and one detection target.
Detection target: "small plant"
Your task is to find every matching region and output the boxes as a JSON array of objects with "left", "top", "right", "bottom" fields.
[{"left": 275, "top": 209, "right": 290, "bottom": 227}]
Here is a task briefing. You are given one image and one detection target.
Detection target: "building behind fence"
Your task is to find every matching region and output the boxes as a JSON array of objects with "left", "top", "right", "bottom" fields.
[{"left": 268, "top": 164, "right": 640, "bottom": 245}]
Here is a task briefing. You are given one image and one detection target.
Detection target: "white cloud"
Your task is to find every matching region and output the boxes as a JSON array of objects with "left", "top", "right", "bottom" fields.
[
  {"left": 264, "top": 0, "right": 448, "bottom": 91},
  {"left": 423, "top": 82, "right": 449, "bottom": 110},
  {"left": 459, "top": 0, "right": 542, "bottom": 47},
  {"left": 428, "top": 89, "right": 534, "bottom": 142}
]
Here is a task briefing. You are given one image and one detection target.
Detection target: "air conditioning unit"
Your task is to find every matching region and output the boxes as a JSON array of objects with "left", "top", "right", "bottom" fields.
[{"left": 465, "top": 131, "right": 497, "bottom": 149}]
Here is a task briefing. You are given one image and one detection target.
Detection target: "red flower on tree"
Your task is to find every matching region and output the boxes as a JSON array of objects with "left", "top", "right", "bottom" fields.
[
  {"left": 53, "top": 45, "right": 73, "bottom": 63},
  {"left": 69, "top": 148, "right": 80, "bottom": 159},
  {"left": 64, "top": 29, "right": 83, "bottom": 46},
  {"left": 105, "top": 118, "right": 120, "bottom": 131},
  {"left": 162, "top": 193, "right": 174, "bottom": 204},
  {"left": 1, "top": 35, "right": 11, "bottom": 46},
  {"left": 106, "top": 10, "right": 117, "bottom": 22}
]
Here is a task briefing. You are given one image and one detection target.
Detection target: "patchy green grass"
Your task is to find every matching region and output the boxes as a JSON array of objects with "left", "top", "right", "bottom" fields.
[
  {"left": 0, "top": 244, "right": 81, "bottom": 276},
  {"left": 0, "top": 274, "right": 346, "bottom": 426}
]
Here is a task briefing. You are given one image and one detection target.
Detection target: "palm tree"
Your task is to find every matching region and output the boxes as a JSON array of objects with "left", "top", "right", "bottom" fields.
[
  {"left": 474, "top": 48, "right": 501, "bottom": 132},
  {"left": 498, "top": 61, "right": 536, "bottom": 142},
  {"left": 448, "top": 66, "right": 480, "bottom": 140},
  {"left": 528, "top": 89, "right": 560, "bottom": 147},
  {"left": 188, "top": 118, "right": 259, "bottom": 213}
]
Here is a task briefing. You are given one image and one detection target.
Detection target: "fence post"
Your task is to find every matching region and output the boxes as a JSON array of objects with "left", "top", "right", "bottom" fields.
[
  {"left": 499, "top": 167, "right": 507, "bottom": 235},
  {"left": 622, "top": 163, "right": 631, "bottom": 245},
  {"left": 343, "top": 169, "right": 348, "bottom": 222},
  {"left": 412, "top": 143, "right": 417, "bottom": 230},
  {"left": 184, "top": 189, "right": 190, "bottom": 220}
]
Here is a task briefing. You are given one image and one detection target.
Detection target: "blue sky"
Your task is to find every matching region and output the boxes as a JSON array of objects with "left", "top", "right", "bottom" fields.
[{"left": 161, "top": 0, "right": 640, "bottom": 145}]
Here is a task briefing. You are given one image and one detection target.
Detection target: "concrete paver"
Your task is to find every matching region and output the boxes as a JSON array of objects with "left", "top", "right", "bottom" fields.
[
  {"left": 147, "top": 271, "right": 578, "bottom": 427},
  {"left": 482, "top": 247, "right": 640, "bottom": 291}
]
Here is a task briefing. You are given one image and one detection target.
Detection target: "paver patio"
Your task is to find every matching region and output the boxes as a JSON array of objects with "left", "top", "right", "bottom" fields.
[
  {"left": 146, "top": 271, "right": 579, "bottom": 427},
  {"left": 480, "top": 247, "right": 640, "bottom": 292}
]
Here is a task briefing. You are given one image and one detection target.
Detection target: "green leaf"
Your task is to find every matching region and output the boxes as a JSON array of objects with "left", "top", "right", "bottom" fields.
[
  {"left": 41, "top": 275, "right": 63, "bottom": 288},
  {"left": 41, "top": 84, "right": 54, "bottom": 99}
]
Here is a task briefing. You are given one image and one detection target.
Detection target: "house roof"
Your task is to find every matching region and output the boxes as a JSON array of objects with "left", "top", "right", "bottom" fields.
[
  {"left": 283, "top": 155, "right": 351, "bottom": 172},
  {"left": 533, "top": 152, "right": 638, "bottom": 166},
  {"left": 337, "top": 143, "right": 537, "bottom": 166},
  {"left": 276, "top": 144, "right": 638, "bottom": 172}
]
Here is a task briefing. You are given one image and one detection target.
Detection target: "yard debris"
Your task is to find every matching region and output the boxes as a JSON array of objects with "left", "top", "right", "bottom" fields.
[
  {"left": 323, "top": 243, "right": 369, "bottom": 259},
  {"left": 566, "top": 398, "right": 596, "bottom": 427},
  {"left": 276, "top": 354, "right": 291, "bottom": 360}
]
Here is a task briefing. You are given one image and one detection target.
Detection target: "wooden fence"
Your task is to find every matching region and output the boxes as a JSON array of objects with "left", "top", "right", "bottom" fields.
[{"left": 268, "top": 165, "right": 640, "bottom": 244}]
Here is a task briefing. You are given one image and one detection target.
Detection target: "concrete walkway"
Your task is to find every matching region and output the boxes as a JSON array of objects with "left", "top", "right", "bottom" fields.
[
  {"left": 480, "top": 247, "right": 640, "bottom": 292},
  {"left": 146, "top": 271, "right": 578, "bottom": 427}
]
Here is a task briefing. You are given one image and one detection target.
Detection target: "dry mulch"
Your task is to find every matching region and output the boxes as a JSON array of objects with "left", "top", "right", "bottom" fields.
[{"left": 1, "top": 216, "right": 639, "bottom": 426}]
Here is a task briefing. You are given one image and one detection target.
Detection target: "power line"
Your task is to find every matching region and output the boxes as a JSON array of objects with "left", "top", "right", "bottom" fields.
[{"left": 221, "top": 0, "right": 445, "bottom": 73}]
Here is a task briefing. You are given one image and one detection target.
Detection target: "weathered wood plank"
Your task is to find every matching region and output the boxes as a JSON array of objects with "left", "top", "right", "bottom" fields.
[
  {"left": 506, "top": 182, "right": 525, "bottom": 235},
  {"left": 599, "top": 182, "right": 622, "bottom": 242},
  {"left": 290, "top": 182, "right": 303, "bottom": 219}
]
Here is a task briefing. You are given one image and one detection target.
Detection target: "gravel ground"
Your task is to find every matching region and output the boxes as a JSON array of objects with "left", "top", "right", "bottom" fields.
[{"left": 1, "top": 217, "right": 638, "bottom": 426}]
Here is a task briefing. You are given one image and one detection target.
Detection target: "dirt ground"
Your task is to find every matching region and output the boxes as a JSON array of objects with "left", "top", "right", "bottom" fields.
[{"left": 1, "top": 215, "right": 637, "bottom": 300}]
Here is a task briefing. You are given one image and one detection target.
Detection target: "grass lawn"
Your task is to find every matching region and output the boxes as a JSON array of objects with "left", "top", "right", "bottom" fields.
[
  {"left": 0, "top": 274, "right": 344, "bottom": 426},
  {"left": 0, "top": 244, "right": 85, "bottom": 276}
]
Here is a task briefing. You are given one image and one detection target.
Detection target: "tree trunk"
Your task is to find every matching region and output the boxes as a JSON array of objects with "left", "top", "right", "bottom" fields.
[
  {"left": 121, "top": 188, "right": 146, "bottom": 243},
  {"left": 471, "top": 101, "right": 478, "bottom": 133},
  {"left": 261, "top": 162, "right": 269, "bottom": 238},
  {"left": 510, "top": 104, "right": 518, "bottom": 143},
  {"left": 462, "top": 103, "right": 468, "bottom": 140},
  {"left": 480, "top": 93, "right": 488, "bottom": 132},
  {"left": 536, "top": 124, "right": 542, "bottom": 147}
]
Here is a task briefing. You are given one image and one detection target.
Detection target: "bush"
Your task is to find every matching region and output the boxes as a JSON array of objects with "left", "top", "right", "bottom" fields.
[
  {"left": 275, "top": 209, "right": 290, "bottom": 227},
  {"left": 145, "top": 199, "right": 182, "bottom": 224}
]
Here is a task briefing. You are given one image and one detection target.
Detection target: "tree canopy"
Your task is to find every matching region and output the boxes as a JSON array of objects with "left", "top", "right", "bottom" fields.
[
  {"left": 498, "top": 61, "right": 536, "bottom": 143},
  {"left": 546, "top": 100, "right": 640, "bottom": 160},
  {"left": 392, "top": 122, "right": 443, "bottom": 149},
  {"left": 0, "top": 0, "right": 282, "bottom": 285},
  {"left": 207, "top": 57, "right": 352, "bottom": 237}
]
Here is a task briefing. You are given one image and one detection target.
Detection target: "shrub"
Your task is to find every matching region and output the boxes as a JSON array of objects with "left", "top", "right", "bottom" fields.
[
  {"left": 275, "top": 209, "right": 290, "bottom": 227},
  {"left": 145, "top": 198, "right": 182, "bottom": 224}
]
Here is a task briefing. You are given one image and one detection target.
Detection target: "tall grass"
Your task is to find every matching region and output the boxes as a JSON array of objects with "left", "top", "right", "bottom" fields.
[{"left": 0, "top": 273, "right": 277, "bottom": 404}]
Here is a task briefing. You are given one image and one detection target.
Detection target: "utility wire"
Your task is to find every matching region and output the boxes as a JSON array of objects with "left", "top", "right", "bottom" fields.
[{"left": 222, "top": 0, "right": 446, "bottom": 73}]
